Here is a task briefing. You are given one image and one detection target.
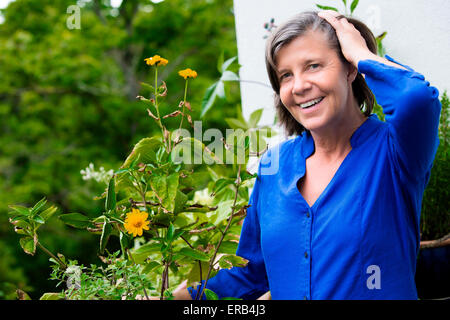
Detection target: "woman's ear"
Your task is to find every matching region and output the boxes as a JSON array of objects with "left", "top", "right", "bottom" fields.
[{"left": 347, "top": 63, "right": 358, "bottom": 84}]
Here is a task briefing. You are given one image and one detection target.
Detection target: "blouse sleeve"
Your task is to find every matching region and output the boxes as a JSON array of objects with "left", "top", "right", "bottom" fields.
[
  {"left": 187, "top": 163, "right": 269, "bottom": 300},
  {"left": 357, "top": 55, "right": 441, "bottom": 182}
]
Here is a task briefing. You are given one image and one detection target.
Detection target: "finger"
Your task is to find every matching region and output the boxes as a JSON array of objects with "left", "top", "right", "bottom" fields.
[
  {"left": 318, "top": 11, "right": 343, "bottom": 30},
  {"left": 338, "top": 16, "right": 354, "bottom": 29},
  {"left": 320, "top": 10, "right": 350, "bottom": 26}
]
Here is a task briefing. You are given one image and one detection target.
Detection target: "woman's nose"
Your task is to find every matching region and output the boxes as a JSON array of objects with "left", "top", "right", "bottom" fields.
[{"left": 292, "top": 74, "right": 312, "bottom": 95}]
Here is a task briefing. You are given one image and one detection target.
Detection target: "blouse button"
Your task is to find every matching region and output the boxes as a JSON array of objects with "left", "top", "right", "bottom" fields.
[
  {"left": 304, "top": 251, "right": 308, "bottom": 258},
  {"left": 306, "top": 211, "right": 310, "bottom": 218}
]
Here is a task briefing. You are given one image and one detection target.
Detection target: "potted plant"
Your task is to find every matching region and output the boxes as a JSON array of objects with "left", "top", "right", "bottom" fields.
[{"left": 415, "top": 91, "right": 450, "bottom": 300}]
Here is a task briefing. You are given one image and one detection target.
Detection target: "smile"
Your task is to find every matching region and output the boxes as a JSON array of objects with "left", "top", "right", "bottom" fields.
[{"left": 297, "top": 97, "right": 324, "bottom": 109}]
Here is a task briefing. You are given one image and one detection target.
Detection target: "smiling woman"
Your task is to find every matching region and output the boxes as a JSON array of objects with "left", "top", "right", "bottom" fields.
[
  {"left": 275, "top": 31, "right": 366, "bottom": 138},
  {"left": 265, "top": 11, "right": 377, "bottom": 136},
  {"left": 183, "top": 10, "right": 442, "bottom": 300}
]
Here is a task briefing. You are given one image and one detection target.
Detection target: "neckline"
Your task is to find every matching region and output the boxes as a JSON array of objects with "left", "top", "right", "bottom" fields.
[
  {"left": 296, "top": 145, "right": 355, "bottom": 211},
  {"left": 295, "top": 114, "right": 378, "bottom": 210},
  {"left": 299, "top": 113, "right": 379, "bottom": 158}
]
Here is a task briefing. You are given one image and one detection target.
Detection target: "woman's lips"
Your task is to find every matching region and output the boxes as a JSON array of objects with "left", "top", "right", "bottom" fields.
[{"left": 299, "top": 96, "right": 324, "bottom": 113}]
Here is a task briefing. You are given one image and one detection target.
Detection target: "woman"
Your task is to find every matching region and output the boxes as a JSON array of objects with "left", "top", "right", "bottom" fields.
[{"left": 173, "top": 10, "right": 441, "bottom": 300}]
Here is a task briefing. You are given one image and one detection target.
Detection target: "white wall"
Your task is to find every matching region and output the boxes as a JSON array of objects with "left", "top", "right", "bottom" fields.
[{"left": 233, "top": 0, "right": 450, "bottom": 130}]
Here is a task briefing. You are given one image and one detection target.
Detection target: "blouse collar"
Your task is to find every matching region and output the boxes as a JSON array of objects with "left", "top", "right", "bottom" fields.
[{"left": 299, "top": 113, "right": 382, "bottom": 159}]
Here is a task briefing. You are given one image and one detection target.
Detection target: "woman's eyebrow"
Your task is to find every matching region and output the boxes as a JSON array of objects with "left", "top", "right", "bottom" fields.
[
  {"left": 301, "top": 58, "right": 321, "bottom": 65},
  {"left": 276, "top": 58, "right": 320, "bottom": 74},
  {"left": 276, "top": 67, "right": 289, "bottom": 75}
]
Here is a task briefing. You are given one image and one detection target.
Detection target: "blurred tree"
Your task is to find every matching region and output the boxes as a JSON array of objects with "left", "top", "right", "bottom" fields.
[{"left": 0, "top": 0, "right": 239, "bottom": 299}]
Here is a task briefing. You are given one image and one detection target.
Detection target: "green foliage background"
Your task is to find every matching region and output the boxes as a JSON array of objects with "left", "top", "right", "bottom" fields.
[{"left": 0, "top": 0, "right": 241, "bottom": 299}]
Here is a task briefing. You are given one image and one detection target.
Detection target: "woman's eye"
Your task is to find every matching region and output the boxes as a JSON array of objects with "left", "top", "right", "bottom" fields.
[
  {"left": 309, "top": 64, "right": 320, "bottom": 70},
  {"left": 279, "top": 73, "right": 291, "bottom": 81}
]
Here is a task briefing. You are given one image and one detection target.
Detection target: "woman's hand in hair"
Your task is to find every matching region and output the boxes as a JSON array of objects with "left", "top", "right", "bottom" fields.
[{"left": 318, "top": 10, "right": 376, "bottom": 68}]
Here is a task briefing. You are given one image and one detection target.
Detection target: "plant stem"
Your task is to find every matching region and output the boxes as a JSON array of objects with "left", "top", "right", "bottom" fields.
[
  {"left": 160, "top": 256, "right": 171, "bottom": 300},
  {"left": 199, "top": 164, "right": 242, "bottom": 299},
  {"left": 180, "top": 235, "right": 203, "bottom": 300},
  {"left": 36, "top": 241, "right": 67, "bottom": 270},
  {"left": 178, "top": 79, "right": 188, "bottom": 131},
  {"left": 153, "top": 67, "right": 167, "bottom": 148}
]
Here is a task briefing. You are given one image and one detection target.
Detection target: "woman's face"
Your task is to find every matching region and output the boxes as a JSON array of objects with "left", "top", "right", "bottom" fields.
[{"left": 276, "top": 30, "right": 357, "bottom": 133}]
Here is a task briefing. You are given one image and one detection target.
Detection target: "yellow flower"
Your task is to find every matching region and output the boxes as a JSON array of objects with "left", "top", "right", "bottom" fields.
[
  {"left": 178, "top": 68, "right": 198, "bottom": 80},
  {"left": 144, "top": 55, "right": 169, "bottom": 67},
  {"left": 123, "top": 208, "right": 150, "bottom": 237}
]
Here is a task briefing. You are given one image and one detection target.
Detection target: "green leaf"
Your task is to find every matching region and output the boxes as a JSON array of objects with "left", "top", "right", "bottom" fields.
[
  {"left": 315, "top": 4, "right": 339, "bottom": 12},
  {"left": 173, "top": 190, "right": 188, "bottom": 214},
  {"left": 166, "top": 223, "right": 175, "bottom": 242},
  {"left": 376, "top": 31, "right": 387, "bottom": 41},
  {"left": 201, "top": 81, "right": 225, "bottom": 118},
  {"left": 59, "top": 213, "right": 90, "bottom": 229},
  {"left": 150, "top": 174, "right": 167, "bottom": 203},
  {"left": 173, "top": 228, "right": 185, "bottom": 240},
  {"left": 240, "top": 170, "right": 257, "bottom": 182},
  {"left": 121, "top": 137, "right": 163, "bottom": 169},
  {"left": 8, "top": 205, "right": 31, "bottom": 217},
  {"left": 217, "top": 51, "right": 224, "bottom": 73},
  {"left": 164, "top": 173, "right": 179, "bottom": 212},
  {"left": 142, "top": 261, "right": 161, "bottom": 274},
  {"left": 132, "top": 242, "right": 162, "bottom": 264},
  {"left": 201, "top": 60, "right": 240, "bottom": 118},
  {"left": 114, "top": 168, "right": 130, "bottom": 175},
  {"left": 31, "top": 215, "right": 45, "bottom": 224},
  {"left": 212, "top": 178, "right": 234, "bottom": 195},
  {"left": 12, "top": 220, "right": 31, "bottom": 234},
  {"left": 40, "top": 292, "right": 63, "bottom": 300},
  {"left": 134, "top": 243, "right": 162, "bottom": 255},
  {"left": 169, "top": 260, "right": 179, "bottom": 274},
  {"left": 140, "top": 82, "right": 155, "bottom": 93},
  {"left": 218, "top": 241, "right": 238, "bottom": 254},
  {"left": 186, "top": 261, "right": 209, "bottom": 287},
  {"left": 221, "top": 56, "right": 237, "bottom": 73},
  {"left": 31, "top": 197, "right": 47, "bottom": 216},
  {"left": 178, "top": 247, "right": 210, "bottom": 261},
  {"left": 225, "top": 117, "right": 248, "bottom": 130},
  {"left": 40, "top": 205, "right": 58, "bottom": 221},
  {"left": 120, "top": 231, "right": 129, "bottom": 256},
  {"left": 209, "top": 199, "right": 235, "bottom": 225},
  {"left": 204, "top": 289, "right": 219, "bottom": 300},
  {"left": 350, "top": 0, "right": 359, "bottom": 13},
  {"left": 248, "top": 108, "right": 264, "bottom": 128},
  {"left": 100, "top": 222, "right": 112, "bottom": 254},
  {"left": 19, "top": 236, "right": 36, "bottom": 255},
  {"left": 106, "top": 176, "right": 116, "bottom": 211},
  {"left": 221, "top": 70, "right": 239, "bottom": 82},
  {"left": 217, "top": 254, "right": 249, "bottom": 269}
]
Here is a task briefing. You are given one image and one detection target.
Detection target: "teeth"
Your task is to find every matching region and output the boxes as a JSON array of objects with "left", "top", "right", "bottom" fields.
[{"left": 300, "top": 97, "right": 323, "bottom": 108}]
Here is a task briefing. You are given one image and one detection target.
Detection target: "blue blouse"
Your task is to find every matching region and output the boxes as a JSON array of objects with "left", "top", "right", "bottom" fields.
[{"left": 188, "top": 55, "right": 441, "bottom": 300}]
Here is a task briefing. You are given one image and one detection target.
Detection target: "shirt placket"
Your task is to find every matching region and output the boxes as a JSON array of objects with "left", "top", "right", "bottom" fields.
[{"left": 302, "top": 206, "right": 312, "bottom": 300}]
